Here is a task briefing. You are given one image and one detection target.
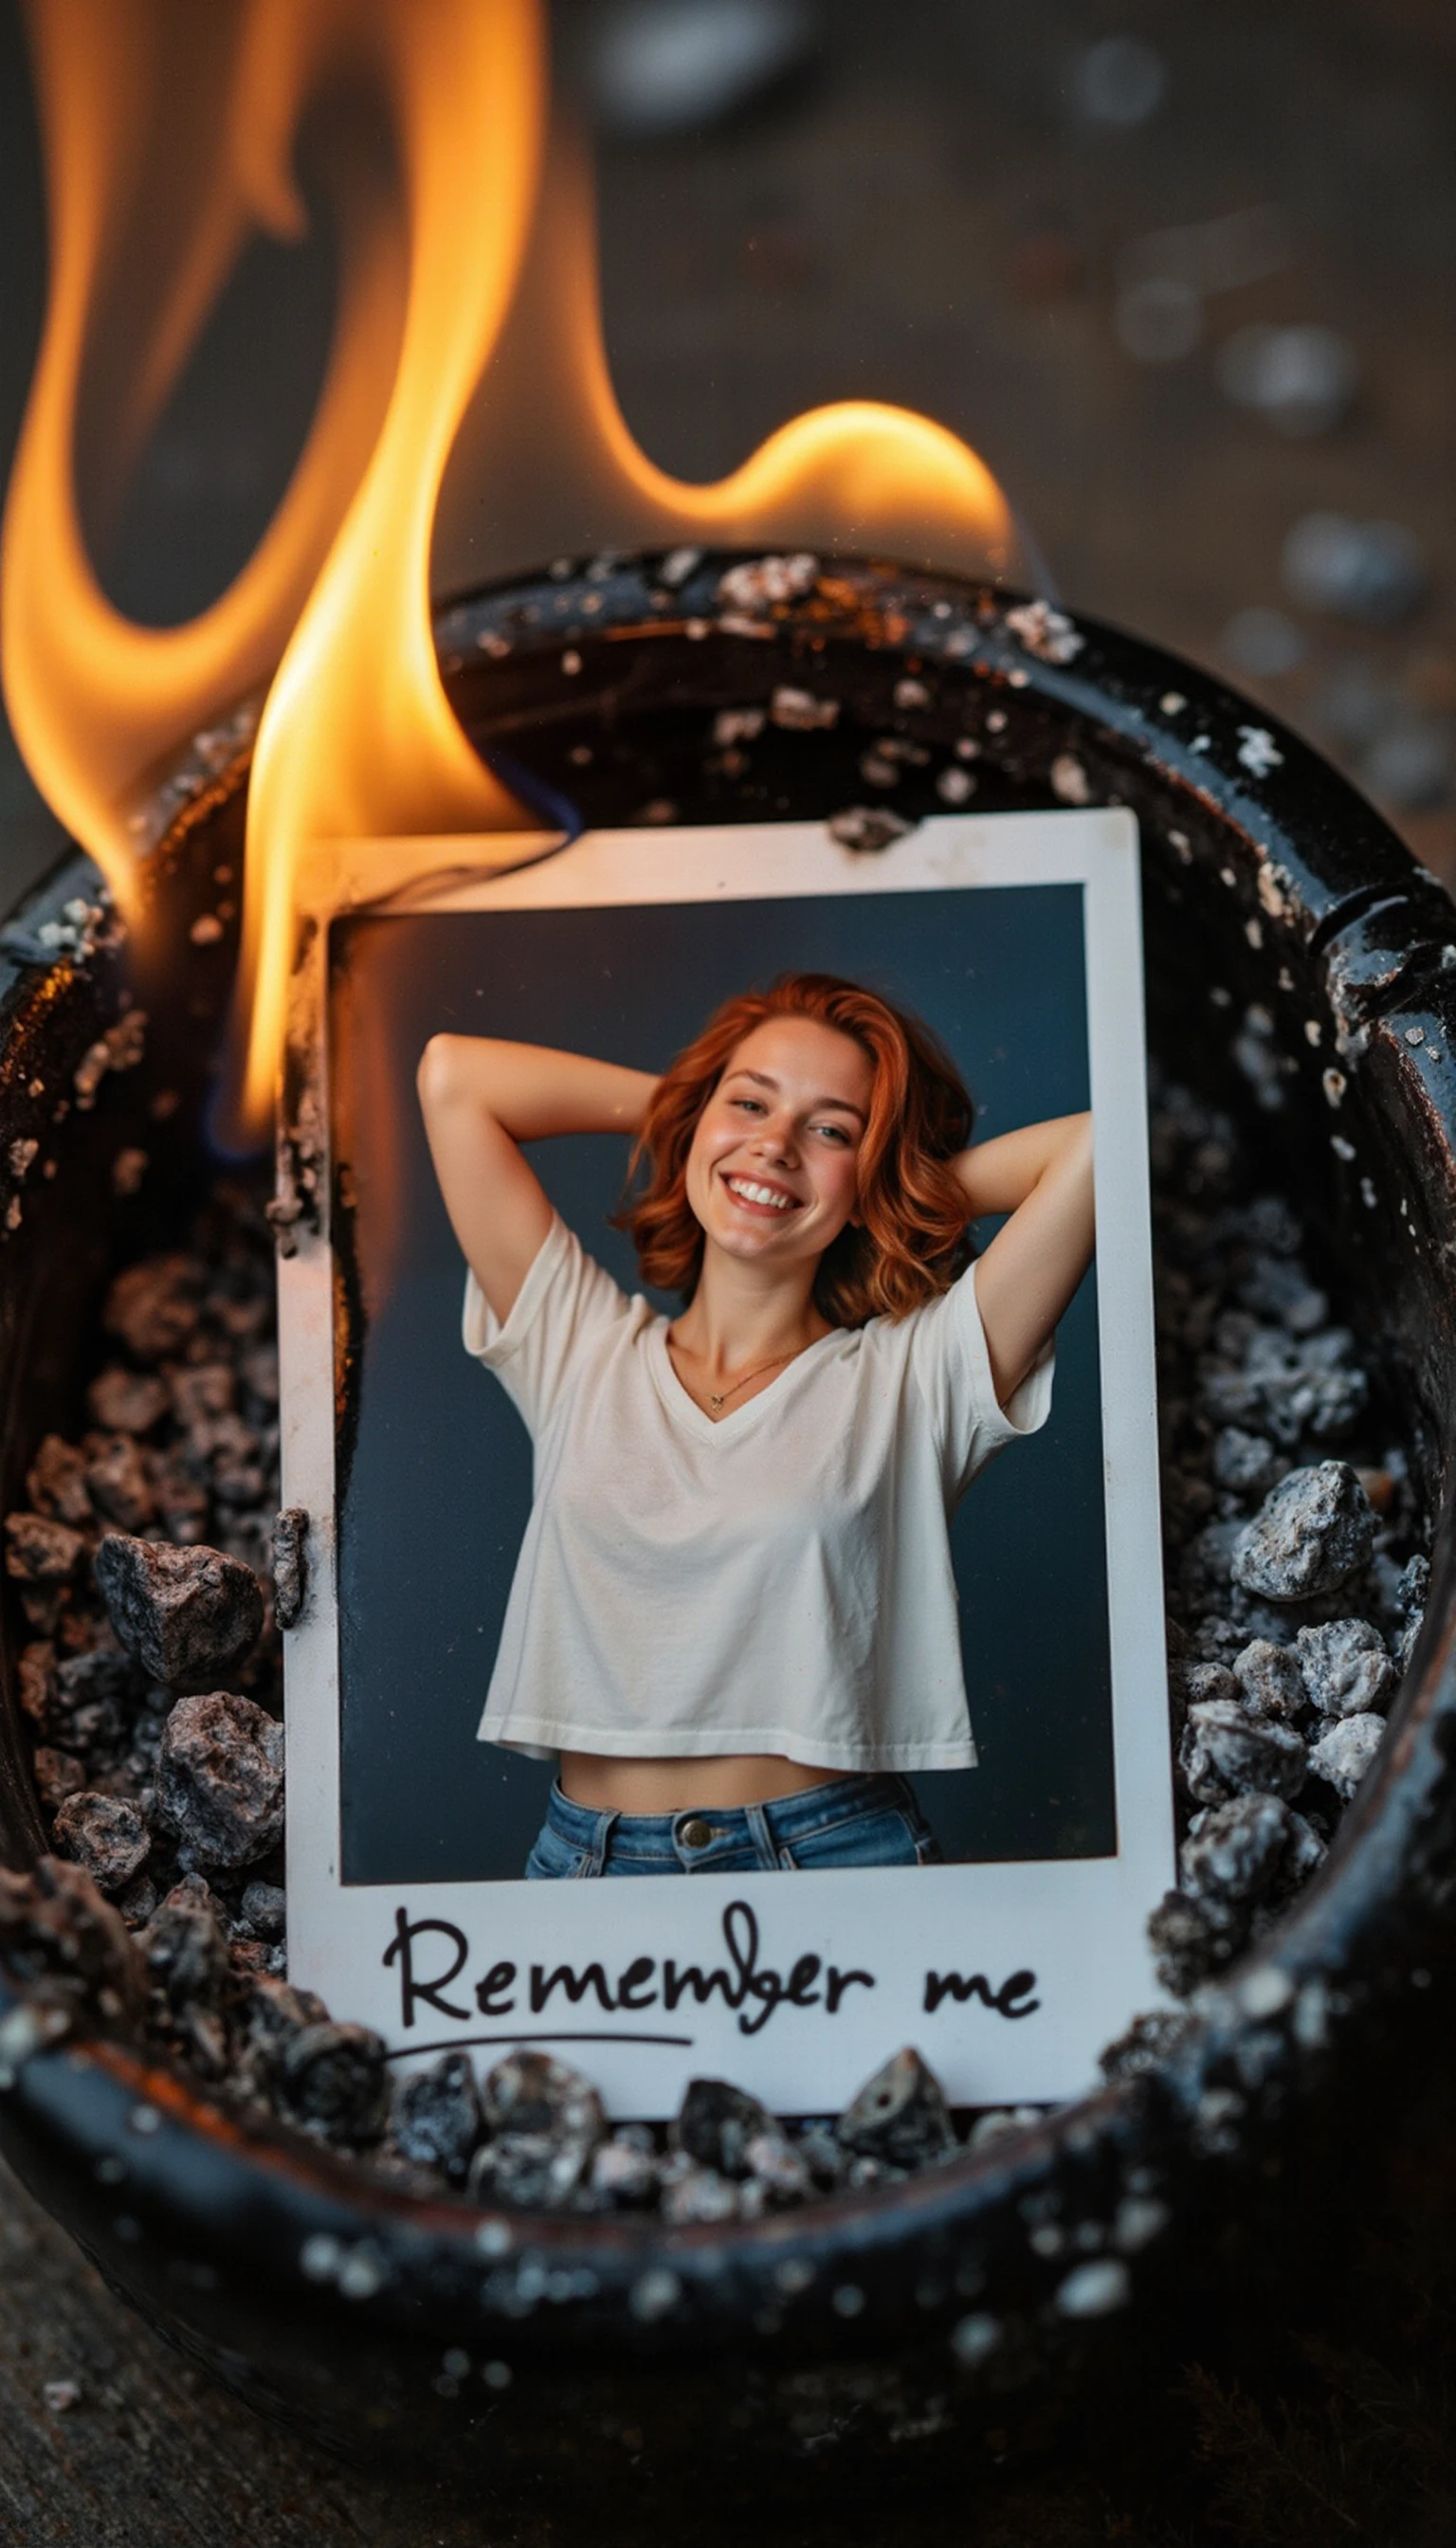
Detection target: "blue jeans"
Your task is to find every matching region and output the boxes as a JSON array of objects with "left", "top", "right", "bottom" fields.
[{"left": 524, "top": 1774, "right": 943, "bottom": 1878}]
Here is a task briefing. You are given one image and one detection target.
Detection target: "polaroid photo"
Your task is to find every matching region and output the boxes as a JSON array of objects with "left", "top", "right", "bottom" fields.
[{"left": 278, "top": 808, "right": 1174, "bottom": 2118}]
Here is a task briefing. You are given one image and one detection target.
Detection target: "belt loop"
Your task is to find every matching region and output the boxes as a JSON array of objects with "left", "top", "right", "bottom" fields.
[
  {"left": 744, "top": 1801, "right": 779, "bottom": 1871},
  {"left": 583, "top": 1808, "right": 618, "bottom": 1878}
]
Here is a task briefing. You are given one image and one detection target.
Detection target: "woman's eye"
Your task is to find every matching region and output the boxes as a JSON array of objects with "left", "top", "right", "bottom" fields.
[{"left": 732, "top": 1097, "right": 763, "bottom": 1114}]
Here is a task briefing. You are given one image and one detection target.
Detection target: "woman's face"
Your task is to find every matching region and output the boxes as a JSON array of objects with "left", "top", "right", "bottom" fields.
[{"left": 684, "top": 1014, "right": 876, "bottom": 1277}]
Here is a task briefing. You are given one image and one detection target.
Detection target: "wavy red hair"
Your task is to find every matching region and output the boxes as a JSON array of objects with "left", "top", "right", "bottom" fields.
[{"left": 614, "top": 974, "right": 975, "bottom": 1325}]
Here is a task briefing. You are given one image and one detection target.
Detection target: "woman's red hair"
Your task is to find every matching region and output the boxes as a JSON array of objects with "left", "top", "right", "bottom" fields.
[{"left": 614, "top": 974, "right": 974, "bottom": 1325}]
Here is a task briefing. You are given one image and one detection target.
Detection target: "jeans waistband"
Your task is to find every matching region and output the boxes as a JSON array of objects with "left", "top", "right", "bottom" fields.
[{"left": 544, "top": 1773, "right": 916, "bottom": 1873}]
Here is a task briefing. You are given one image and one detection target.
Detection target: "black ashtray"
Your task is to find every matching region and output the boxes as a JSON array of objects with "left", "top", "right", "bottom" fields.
[{"left": 0, "top": 553, "right": 1453, "bottom": 2484}]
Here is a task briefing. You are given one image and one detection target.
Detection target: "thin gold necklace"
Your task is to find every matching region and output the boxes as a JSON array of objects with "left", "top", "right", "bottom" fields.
[{"left": 668, "top": 1332, "right": 804, "bottom": 1417}]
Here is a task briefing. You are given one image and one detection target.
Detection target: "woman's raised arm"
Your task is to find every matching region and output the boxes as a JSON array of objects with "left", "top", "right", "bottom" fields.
[
  {"left": 952, "top": 1113, "right": 1095, "bottom": 1410},
  {"left": 417, "top": 1036, "right": 659, "bottom": 1325}
]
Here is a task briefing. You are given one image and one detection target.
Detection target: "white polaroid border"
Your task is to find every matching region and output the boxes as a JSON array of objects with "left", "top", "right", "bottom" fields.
[{"left": 279, "top": 810, "right": 1173, "bottom": 2117}]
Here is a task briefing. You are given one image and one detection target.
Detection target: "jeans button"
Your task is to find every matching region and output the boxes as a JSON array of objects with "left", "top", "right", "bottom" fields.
[{"left": 679, "top": 1817, "right": 713, "bottom": 1849}]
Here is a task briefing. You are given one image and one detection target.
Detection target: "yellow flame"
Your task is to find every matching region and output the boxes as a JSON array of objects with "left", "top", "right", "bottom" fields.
[
  {"left": 4, "top": 2, "right": 1019, "bottom": 1146},
  {"left": 235, "top": 0, "right": 545, "bottom": 1132},
  {"left": 437, "top": 126, "right": 1015, "bottom": 583},
  {"left": 1, "top": 0, "right": 406, "bottom": 890}
]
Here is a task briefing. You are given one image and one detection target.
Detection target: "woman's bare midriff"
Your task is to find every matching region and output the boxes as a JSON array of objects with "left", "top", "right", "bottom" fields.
[{"left": 558, "top": 1754, "right": 849, "bottom": 1813}]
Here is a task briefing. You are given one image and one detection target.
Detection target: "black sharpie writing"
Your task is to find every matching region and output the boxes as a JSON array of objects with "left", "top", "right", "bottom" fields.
[{"left": 384, "top": 1901, "right": 1040, "bottom": 2038}]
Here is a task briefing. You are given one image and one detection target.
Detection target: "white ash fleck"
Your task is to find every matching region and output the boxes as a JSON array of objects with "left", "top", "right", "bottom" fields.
[
  {"left": 1055, "top": 2259, "right": 1130, "bottom": 2318},
  {"left": 1050, "top": 753, "right": 1093, "bottom": 806},
  {"left": 1003, "top": 600, "right": 1085, "bottom": 664},
  {"left": 717, "top": 555, "right": 818, "bottom": 611},
  {"left": 1236, "top": 726, "right": 1284, "bottom": 778},
  {"left": 951, "top": 2312, "right": 1002, "bottom": 2367},
  {"left": 770, "top": 685, "right": 839, "bottom": 732}
]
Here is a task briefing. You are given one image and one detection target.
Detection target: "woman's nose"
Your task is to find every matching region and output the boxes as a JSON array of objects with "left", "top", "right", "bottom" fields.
[{"left": 754, "top": 1112, "right": 796, "bottom": 1160}]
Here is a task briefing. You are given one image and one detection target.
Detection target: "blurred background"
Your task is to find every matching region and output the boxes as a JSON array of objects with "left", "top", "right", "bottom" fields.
[{"left": 1, "top": 0, "right": 1453, "bottom": 906}]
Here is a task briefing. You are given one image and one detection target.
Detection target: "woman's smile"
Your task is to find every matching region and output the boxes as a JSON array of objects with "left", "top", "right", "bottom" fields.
[{"left": 721, "top": 1171, "right": 799, "bottom": 1215}]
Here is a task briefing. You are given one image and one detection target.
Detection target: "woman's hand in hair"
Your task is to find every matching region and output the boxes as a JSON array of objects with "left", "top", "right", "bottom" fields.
[
  {"left": 417, "top": 1037, "right": 658, "bottom": 1325},
  {"left": 953, "top": 1114, "right": 1095, "bottom": 1410}
]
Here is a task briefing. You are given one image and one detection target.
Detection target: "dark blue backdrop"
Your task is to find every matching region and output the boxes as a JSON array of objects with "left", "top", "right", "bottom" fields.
[{"left": 330, "top": 880, "right": 1112, "bottom": 1883}]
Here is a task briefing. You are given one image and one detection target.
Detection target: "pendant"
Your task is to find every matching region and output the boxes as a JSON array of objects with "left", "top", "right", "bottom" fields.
[{"left": 709, "top": 1392, "right": 724, "bottom": 1414}]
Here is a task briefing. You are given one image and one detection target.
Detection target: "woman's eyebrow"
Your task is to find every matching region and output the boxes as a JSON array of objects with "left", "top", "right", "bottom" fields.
[{"left": 727, "top": 1067, "right": 867, "bottom": 1122}]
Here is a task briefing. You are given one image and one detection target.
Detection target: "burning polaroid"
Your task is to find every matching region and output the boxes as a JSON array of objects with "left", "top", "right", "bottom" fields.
[{"left": 279, "top": 807, "right": 1173, "bottom": 2117}]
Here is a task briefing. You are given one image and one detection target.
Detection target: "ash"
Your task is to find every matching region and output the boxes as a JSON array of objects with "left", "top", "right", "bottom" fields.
[{"left": 0, "top": 1090, "right": 1427, "bottom": 2203}]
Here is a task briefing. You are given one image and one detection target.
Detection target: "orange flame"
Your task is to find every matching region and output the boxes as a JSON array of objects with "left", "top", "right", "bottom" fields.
[{"left": 3, "top": 0, "right": 1020, "bottom": 1143}]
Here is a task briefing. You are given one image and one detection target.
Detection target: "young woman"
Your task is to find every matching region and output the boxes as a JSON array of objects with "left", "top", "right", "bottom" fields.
[{"left": 417, "top": 973, "right": 1093, "bottom": 1879}]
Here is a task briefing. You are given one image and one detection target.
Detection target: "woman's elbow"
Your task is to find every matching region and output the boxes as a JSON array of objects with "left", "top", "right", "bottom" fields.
[{"left": 417, "top": 1032, "right": 469, "bottom": 1116}]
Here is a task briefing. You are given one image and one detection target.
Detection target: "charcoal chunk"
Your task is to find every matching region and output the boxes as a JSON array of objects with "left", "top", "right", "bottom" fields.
[
  {"left": 272, "top": 1508, "right": 308, "bottom": 1632},
  {"left": 836, "top": 2048, "right": 956, "bottom": 2169},
  {"left": 87, "top": 1369, "right": 170, "bottom": 1436},
  {"left": 673, "top": 2077, "right": 776, "bottom": 2177},
  {"left": 0, "top": 1855, "right": 143, "bottom": 2024},
  {"left": 1231, "top": 1463, "right": 1375, "bottom": 1601},
  {"left": 103, "top": 1254, "right": 202, "bottom": 1360},
  {"left": 1231, "top": 1637, "right": 1305, "bottom": 1720},
  {"left": 82, "top": 1434, "right": 156, "bottom": 1533},
  {"left": 94, "top": 1534, "right": 264, "bottom": 1690},
  {"left": 26, "top": 1436, "right": 93, "bottom": 1526},
  {"left": 52, "top": 1793, "right": 150, "bottom": 1896},
  {"left": 1295, "top": 1618, "right": 1397, "bottom": 1719},
  {"left": 5, "top": 1513, "right": 85, "bottom": 1584},
  {"left": 278, "top": 2021, "right": 391, "bottom": 2146},
  {"left": 155, "top": 1690, "right": 283, "bottom": 1869},
  {"left": 1308, "top": 1712, "right": 1386, "bottom": 1799},
  {"left": 1178, "top": 1699, "right": 1307, "bottom": 1804},
  {"left": 468, "top": 2050, "right": 606, "bottom": 2209},
  {"left": 32, "top": 1747, "right": 84, "bottom": 1811},
  {"left": 392, "top": 2052, "right": 483, "bottom": 2182}
]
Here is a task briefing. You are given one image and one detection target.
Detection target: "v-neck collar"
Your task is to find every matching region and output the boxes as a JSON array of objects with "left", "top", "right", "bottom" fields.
[{"left": 647, "top": 1319, "right": 843, "bottom": 1441}]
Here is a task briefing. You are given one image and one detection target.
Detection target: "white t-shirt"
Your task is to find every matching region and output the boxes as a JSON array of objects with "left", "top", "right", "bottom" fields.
[{"left": 463, "top": 1215, "right": 1054, "bottom": 1773}]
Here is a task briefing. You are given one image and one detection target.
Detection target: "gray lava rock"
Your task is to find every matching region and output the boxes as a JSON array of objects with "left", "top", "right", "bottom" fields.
[
  {"left": 392, "top": 2053, "right": 482, "bottom": 2184},
  {"left": 836, "top": 2048, "right": 956, "bottom": 2170},
  {"left": 1230, "top": 1463, "right": 1375, "bottom": 1602},
  {"left": 1178, "top": 1699, "right": 1307, "bottom": 1805},
  {"left": 1295, "top": 1618, "right": 1397, "bottom": 1719},
  {"left": 278, "top": 2021, "right": 391, "bottom": 2146},
  {"left": 1178, "top": 1793, "right": 1295, "bottom": 1930},
  {"left": 0, "top": 1855, "right": 143, "bottom": 2025},
  {"left": 1099, "top": 2009, "right": 1197, "bottom": 2082},
  {"left": 271, "top": 1508, "right": 308, "bottom": 1631},
  {"left": 659, "top": 2157, "right": 742, "bottom": 2226},
  {"left": 1308, "top": 1712, "right": 1386, "bottom": 1799},
  {"left": 141, "top": 1874, "right": 229, "bottom": 2017},
  {"left": 588, "top": 2130, "right": 661, "bottom": 2209},
  {"left": 1231, "top": 1637, "right": 1305, "bottom": 1720},
  {"left": 51, "top": 1793, "right": 150, "bottom": 1896},
  {"left": 1212, "top": 1428, "right": 1283, "bottom": 1496},
  {"left": 155, "top": 1691, "right": 283, "bottom": 1869},
  {"left": 26, "top": 1436, "right": 93, "bottom": 1525},
  {"left": 239, "top": 1879, "right": 286, "bottom": 1942},
  {"left": 1147, "top": 1888, "right": 1229, "bottom": 1995},
  {"left": 95, "top": 1534, "right": 264, "bottom": 1692},
  {"left": 236, "top": 1974, "right": 328, "bottom": 2097}
]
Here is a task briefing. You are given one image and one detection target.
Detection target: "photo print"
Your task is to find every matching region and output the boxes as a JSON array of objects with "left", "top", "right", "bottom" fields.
[{"left": 280, "top": 809, "right": 1174, "bottom": 2115}]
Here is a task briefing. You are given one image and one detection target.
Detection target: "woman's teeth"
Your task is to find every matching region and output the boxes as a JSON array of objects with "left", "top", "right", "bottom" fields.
[{"left": 726, "top": 1176, "right": 792, "bottom": 1210}]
